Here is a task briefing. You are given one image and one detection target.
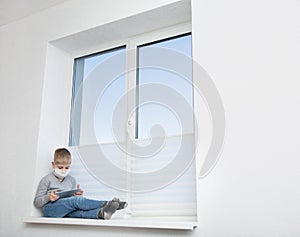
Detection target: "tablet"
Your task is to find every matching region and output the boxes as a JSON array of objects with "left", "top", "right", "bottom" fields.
[{"left": 56, "top": 189, "right": 81, "bottom": 199}]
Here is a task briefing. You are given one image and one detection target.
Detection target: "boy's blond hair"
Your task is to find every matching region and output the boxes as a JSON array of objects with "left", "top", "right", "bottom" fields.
[{"left": 54, "top": 148, "right": 71, "bottom": 164}]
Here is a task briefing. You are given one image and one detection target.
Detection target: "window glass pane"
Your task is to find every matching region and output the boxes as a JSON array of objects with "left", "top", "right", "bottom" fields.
[
  {"left": 69, "top": 47, "right": 126, "bottom": 146},
  {"left": 137, "top": 34, "right": 193, "bottom": 139}
]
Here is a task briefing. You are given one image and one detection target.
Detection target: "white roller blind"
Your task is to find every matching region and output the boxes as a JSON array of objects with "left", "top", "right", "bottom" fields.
[
  {"left": 68, "top": 133, "right": 197, "bottom": 220},
  {"left": 128, "top": 134, "right": 197, "bottom": 218}
]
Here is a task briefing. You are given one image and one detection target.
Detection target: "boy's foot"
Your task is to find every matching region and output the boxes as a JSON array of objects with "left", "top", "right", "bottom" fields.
[
  {"left": 117, "top": 201, "right": 128, "bottom": 210},
  {"left": 98, "top": 200, "right": 119, "bottom": 220},
  {"left": 112, "top": 197, "right": 128, "bottom": 210}
]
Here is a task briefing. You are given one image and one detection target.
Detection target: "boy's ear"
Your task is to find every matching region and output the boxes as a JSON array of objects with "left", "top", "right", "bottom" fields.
[{"left": 51, "top": 161, "right": 55, "bottom": 169}]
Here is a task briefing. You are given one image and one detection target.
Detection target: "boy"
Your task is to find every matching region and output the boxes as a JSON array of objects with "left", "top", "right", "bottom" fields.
[{"left": 34, "top": 148, "right": 127, "bottom": 220}]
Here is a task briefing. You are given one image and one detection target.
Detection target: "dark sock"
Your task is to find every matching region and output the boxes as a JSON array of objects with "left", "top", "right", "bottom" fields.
[{"left": 98, "top": 208, "right": 104, "bottom": 219}]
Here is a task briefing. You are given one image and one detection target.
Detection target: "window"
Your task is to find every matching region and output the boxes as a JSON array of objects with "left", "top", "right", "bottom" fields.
[
  {"left": 69, "top": 33, "right": 193, "bottom": 146},
  {"left": 136, "top": 34, "right": 193, "bottom": 139},
  {"left": 68, "top": 28, "right": 197, "bottom": 222},
  {"left": 69, "top": 46, "right": 127, "bottom": 145}
]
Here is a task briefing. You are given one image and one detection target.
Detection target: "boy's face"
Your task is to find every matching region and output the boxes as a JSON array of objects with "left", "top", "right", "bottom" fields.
[
  {"left": 52, "top": 157, "right": 71, "bottom": 173},
  {"left": 52, "top": 159, "right": 71, "bottom": 173}
]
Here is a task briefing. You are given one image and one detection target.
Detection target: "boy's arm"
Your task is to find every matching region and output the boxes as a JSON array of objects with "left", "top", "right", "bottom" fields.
[{"left": 33, "top": 177, "right": 51, "bottom": 208}]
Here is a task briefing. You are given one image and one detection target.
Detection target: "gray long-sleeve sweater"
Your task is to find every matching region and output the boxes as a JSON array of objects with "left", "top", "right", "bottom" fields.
[{"left": 33, "top": 172, "right": 76, "bottom": 208}]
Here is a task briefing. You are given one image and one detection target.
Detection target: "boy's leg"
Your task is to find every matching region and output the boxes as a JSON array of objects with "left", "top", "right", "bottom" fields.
[
  {"left": 66, "top": 209, "right": 101, "bottom": 219},
  {"left": 67, "top": 199, "right": 119, "bottom": 219},
  {"left": 43, "top": 196, "right": 105, "bottom": 218}
]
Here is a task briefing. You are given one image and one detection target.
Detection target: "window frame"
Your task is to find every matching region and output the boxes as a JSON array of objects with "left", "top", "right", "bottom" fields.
[{"left": 69, "top": 23, "right": 192, "bottom": 146}]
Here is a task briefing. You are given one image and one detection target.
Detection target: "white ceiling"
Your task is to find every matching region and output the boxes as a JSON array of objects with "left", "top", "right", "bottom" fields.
[{"left": 0, "top": 0, "right": 70, "bottom": 26}]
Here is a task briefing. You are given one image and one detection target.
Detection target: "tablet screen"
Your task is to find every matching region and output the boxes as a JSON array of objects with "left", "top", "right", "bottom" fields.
[{"left": 56, "top": 189, "right": 81, "bottom": 199}]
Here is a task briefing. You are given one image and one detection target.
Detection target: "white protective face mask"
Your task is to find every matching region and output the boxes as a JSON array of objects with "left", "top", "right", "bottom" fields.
[{"left": 54, "top": 168, "right": 70, "bottom": 179}]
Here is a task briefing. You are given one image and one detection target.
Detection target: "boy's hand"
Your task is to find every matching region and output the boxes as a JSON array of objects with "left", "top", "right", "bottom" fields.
[
  {"left": 49, "top": 190, "right": 60, "bottom": 202},
  {"left": 74, "top": 184, "right": 84, "bottom": 196}
]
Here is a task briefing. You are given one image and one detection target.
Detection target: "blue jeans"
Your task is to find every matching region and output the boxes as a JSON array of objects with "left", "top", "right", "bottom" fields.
[{"left": 43, "top": 196, "right": 105, "bottom": 219}]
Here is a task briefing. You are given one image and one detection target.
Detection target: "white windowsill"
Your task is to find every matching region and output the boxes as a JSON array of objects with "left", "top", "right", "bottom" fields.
[{"left": 23, "top": 217, "right": 198, "bottom": 230}]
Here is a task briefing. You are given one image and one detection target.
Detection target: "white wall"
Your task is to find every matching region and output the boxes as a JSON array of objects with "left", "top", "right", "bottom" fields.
[
  {"left": 193, "top": 0, "right": 300, "bottom": 236},
  {"left": 0, "top": 0, "right": 299, "bottom": 237}
]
